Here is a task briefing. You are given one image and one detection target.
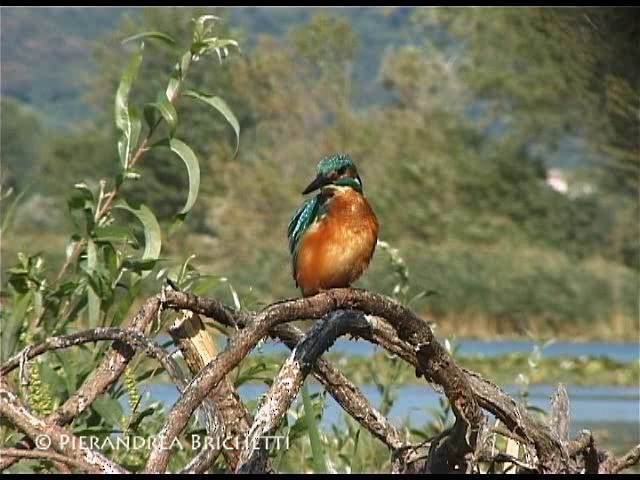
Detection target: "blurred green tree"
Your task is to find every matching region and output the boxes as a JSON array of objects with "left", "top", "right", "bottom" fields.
[
  {"left": 0, "top": 97, "right": 44, "bottom": 193},
  {"left": 3, "top": 8, "right": 637, "bottom": 336},
  {"left": 410, "top": 7, "right": 638, "bottom": 267}
]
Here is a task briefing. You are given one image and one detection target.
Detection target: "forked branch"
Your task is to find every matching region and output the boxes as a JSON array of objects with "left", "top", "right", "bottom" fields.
[{"left": 1, "top": 288, "right": 637, "bottom": 474}]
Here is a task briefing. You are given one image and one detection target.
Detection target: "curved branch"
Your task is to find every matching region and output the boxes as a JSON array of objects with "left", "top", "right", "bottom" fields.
[
  {"left": 350, "top": 316, "right": 568, "bottom": 471},
  {"left": 236, "top": 310, "right": 371, "bottom": 473},
  {"left": 167, "top": 291, "right": 412, "bottom": 459},
  {"left": 0, "top": 378, "right": 129, "bottom": 474},
  {"left": 272, "top": 323, "right": 416, "bottom": 466},
  {"left": 161, "top": 289, "right": 568, "bottom": 473},
  {"left": 7, "top": 288, "right": 618, "bottom": 474},
  {"left": 179, "top": 445, "right": 221, "bottom": 474},
  {"left": 50, "top": 295, "right": 162, "bottom": 426},
  {"left": 0, "top": 325, "right": 224, "bottom": 473},
  {"left": 147, "top": 289, "right": 483, "bottom": 473},
  {"left": 3, "top": 327, "right": 177, "bottom": 378},
  {"left": 0, "top": 448, "right": 93, "bottom": 472},
  {"left": 605, "top": 444, "right": 640, "bottom": 474},
  {"left": 0, "top": 300, "right": 162, "bottom": 473}
]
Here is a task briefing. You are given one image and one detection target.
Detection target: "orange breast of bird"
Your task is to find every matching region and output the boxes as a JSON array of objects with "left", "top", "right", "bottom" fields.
[{"left": 295, "top": 188, "right": 378, "bottom": 297}]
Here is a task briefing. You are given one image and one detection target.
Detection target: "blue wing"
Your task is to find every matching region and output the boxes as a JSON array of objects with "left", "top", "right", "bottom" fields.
[
  {"left": 287, "top": 196, "right": 320, "bottom": 257},
  {"left": 288, "top": 197, "right": 323, "bottom": 285}
]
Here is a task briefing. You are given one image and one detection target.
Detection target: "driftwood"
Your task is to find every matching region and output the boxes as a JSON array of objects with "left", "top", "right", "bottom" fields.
[
  {"left": 168, "top": 310, "right": 262, "bottom": 473},
  {"left": 0, "top": 287, "right": 638, "bottom": 474}
]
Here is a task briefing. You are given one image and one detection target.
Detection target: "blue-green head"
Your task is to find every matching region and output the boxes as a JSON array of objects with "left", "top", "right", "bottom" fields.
[{"left": 302, "top": 153, "right": 363, "bottom": 195}]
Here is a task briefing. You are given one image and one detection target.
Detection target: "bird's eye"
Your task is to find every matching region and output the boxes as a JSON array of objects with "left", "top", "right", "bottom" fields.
[{"left": 337, "top": 167, "right": 346, "bottom": 175}]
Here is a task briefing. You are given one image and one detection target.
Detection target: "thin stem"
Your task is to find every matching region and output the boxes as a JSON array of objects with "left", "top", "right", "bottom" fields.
[
  {"left": 92, "top": 60, "right": 188, "bottom": 224},
  {"left": 54, "top": 241, "right": 85, "bottom": 282},
  {"left": 54, "top": 56, "right": 190, "bottom": 283},
  {"left": 0, "top": 448, "right": 92, "bottom": 472}
]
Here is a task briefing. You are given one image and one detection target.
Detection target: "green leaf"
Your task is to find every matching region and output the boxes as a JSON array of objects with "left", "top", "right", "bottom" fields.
[
  {"left": 350, "top": 429, "right": 361, "bottom": 473},
  {"left": 183, "top": 89, "right": 240, "bottom": 155},
  {"left": 94, "top": 225, "right": 131, "bottom": 244},
  {"left": 176, "top": 254, "right": 196, "bottom": 285},
  {"left": 191, "top": 275, "right": 225, "bottom": 296},
  {"left": 113, "top": 199, "right": 161, "bottom": 277},
  {"left": 234, "top": 362, "right": 273, "bottom": 387},
  {"left": 82, "top": 263, "right": 113, "bottom": 304},
  {"left": 92, "top": 394, "right": 125, "bottom": 429},
  {"left": 193, "top": 15, "right": 219, "bottom": 42},
  {"left": 130, "top": 108, "right": 142, "bottom": 153},
  {"left": 115, "top": 44, "right": 144, "bottom": 168},
  {"left": 166, "top": 51, "right": 192, "bottom": 101},
  {"left": 153, "top": 138, "right": 200, "bottom": 214},
  {"left": 0, "top": 188, "right": 27, "bottom": 234},
  {"left": 202, "top": 38, "right": 239, "bottom": 50},
  {"left": 1, "top": 291, "right": 31, "bottom": 362},
  {"left": 167, "top": 212, "right": 187, "bottom": 238},
  {"left": 128, "top": 406, "right": 157, "bottom": 431},
  {"left": 111, "top": 280, "right": 141, "bottom": 327},
  {"left": 118, "top": 107, "right": 142, "bottom": 169},
  {"left": 122, "top": 31, "right": 177, "bottom": 48},
  {"left": 143, "top": 105, "right": 156, "bottom": 133},
  {"left": 122, "top": 258, "right": 160, "bottom": 274},
  {"left": 62, "top": 294, "right": 88, "bottom": 331},
  {"left": 73, "top": 182, "right": 95, "bottom": 202},
  {"left": 86, "top": 240, "right": 101, "bottom": 327},
  {"left": 191, "top": 38, "right": 240, "bottom": 60},
  {"left": 68, "top": 184, "right": 96, "bottom": 234},
  {"left": 103, "top": 243, "right": 119, "bottom": 278},
  {"left": 39, "top": 360, "right": 67, "bottom": 399},
  {"left": 53, "top": 351, "right": 78, "bottom": 395},
  {"left": 144, "top": 94, "right": 178, "bottom": 135},
  {"left": 302, "top": 383, "right": 327, "bottom": 474}
]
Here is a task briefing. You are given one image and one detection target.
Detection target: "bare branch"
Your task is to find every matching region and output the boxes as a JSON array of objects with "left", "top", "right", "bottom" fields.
[
  {"left": 549, "top": 384, "right": 571, "bottom": 442},
  {"left": 0, "top": 448, "right": 93, "bottom": 472},
  {"left": 341, "top": 314, "right": 568, "bottom": 472},
  {"left": 0, "top": 298, "right": 161, "bottom": 473},
  {"left": 604, "top": 444, "right": 640, "bottom": 474},
  {"left": 4, "top": 327, "right": 176, "bottom": 378},
  {"left": 50, "top": 295, "right": 161, "bottom": 426},
  {"left": 5, "top": 288, "right": 630, "bottom": 474},
  {"left": 174, "top": 293, "right": 416, "bottom": 466},
  {"left": 477, "top": 452, "right": 538, "bottom": 473},
  {"left": 272, "top": 323, "right": 417, "bottom": 469},
  {"left": 0, "top": 377, "right": 129, "bottom": 474},
  {"left": 236, "top": 310, "right": 371, "bottom": 473},
  {"left": 179, "top": 444, "right": 221, "bottom": 474},
  {"left": 168, "top": 310, "right": 254, "bottom": 472},
  {"left": 152, "top": 289, "right": 483, "bottom": 473},
  {"left": 1, "top": 325, "right": 223, "bottom": 473},
  {"left": 2, "top": 326, "right": 188, "bottom": 399}
]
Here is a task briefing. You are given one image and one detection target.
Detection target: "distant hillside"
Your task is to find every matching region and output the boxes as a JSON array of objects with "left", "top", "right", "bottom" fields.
[
  {"left": 0, "top": 7, "right": 602, "bottom": 170},
  {"left": 0, "top": 7, "right": 412, "bottom": 128},
  {"left": 226, "top": 7, "right": 414, "bottom": 106},
  {"left": 1, "top": 8, "right": 137, "bottom": 124}
]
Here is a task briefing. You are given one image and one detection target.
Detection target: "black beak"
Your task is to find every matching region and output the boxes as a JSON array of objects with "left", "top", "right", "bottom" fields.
[{"left": 302, "top": 174, "right": 329, "bottom": 194}]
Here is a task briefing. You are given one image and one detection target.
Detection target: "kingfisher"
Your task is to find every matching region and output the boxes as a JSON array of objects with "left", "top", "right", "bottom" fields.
[{"left": 287, "top": 153, "right": 379, "bottom": 297}]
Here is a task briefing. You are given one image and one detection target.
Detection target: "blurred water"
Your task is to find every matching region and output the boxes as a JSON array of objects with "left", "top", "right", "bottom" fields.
[
  {"left": 142, "top": 337, "right": 639, "bottom": 448},
  {"left": 249, "top": 337, "right": 640, "bottom": 363},
  {"left": 143, "top": 381, "right": 639, "bottom": 443},
  {"left": 162, "top": 333, "right": 639, "bottom": 363}
]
